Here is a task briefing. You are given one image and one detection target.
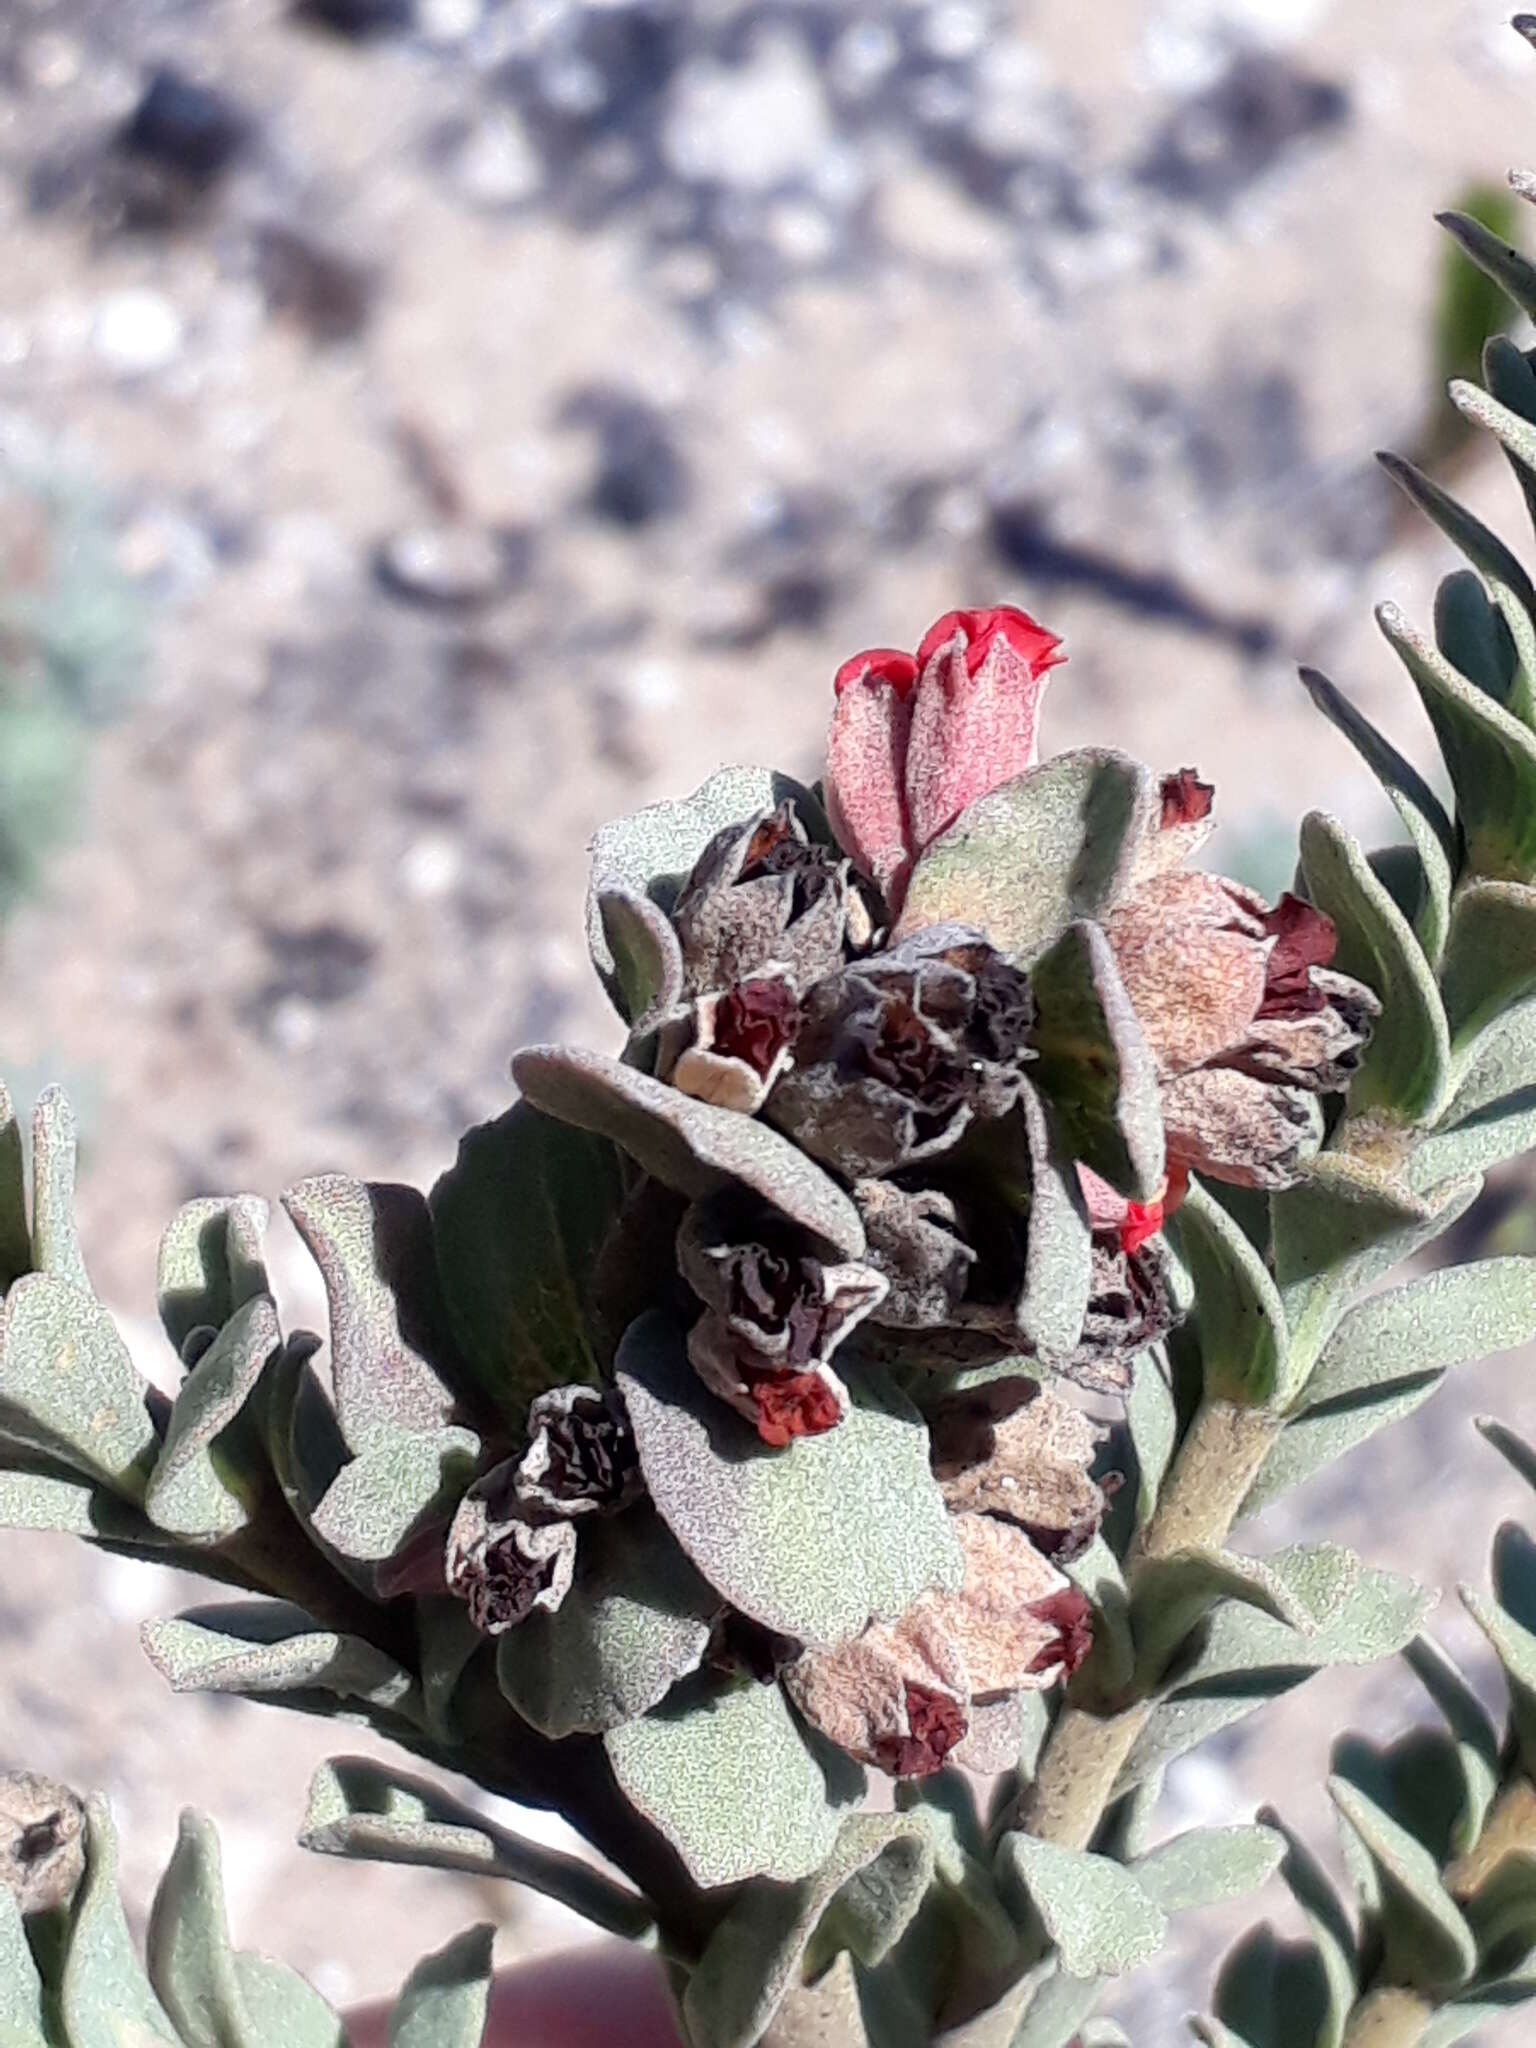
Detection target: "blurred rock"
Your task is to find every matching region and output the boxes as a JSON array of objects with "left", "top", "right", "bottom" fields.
[
  {"left": 448, "top": 111, "right": 543, "bottom": 210},
  {"left": 373, "top": 525, "right": 529, "bottom": 610},
  {"left": 662, "top": 30, "right": 835, "bottom": 192},
  {"left": 91, "top": 289, "right": 185, "bottom": 376},
  {"left": 291, "top": 0, "right": 415, "bottom": 39},
  {"left": 120, "top": 69, "right": 247, "bottom": 190},
  {"left": 254, "top": 222, "right": 377, "bottom": 343},
  {"left": 560, "top": 387, "right": 690, "bottom": 528},
  {"left": 1136, "top": 52, "right": 1350, "bottom": 209}
]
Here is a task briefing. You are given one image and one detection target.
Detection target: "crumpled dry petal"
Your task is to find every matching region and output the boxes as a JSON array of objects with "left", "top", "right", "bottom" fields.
[
  {"left": 671, "top": 802, "right": 850, "bottom": 998},
  {"left": 917, "top": 1510, "right": 1093, "bottom": 1695},
  {"left": 782, "top": 1604, "right": 970, "bottom": 1779},
  {"left": 1129, "top": 766, "right": 1218, "bottom": 885},
  {"left": 765, "top": 925, "right": 1036, "bottom": 1178},
  {"left": 514, "top": 1384, "right": 642, "bottom": 1519},
  {"left": 445, "top": 1461, "right": 578, "bottom": 1635},
  {"left": 671, "top": 976, "right": 800, "bottom": 1113},
  {"left": 1160, "top": 1065, "right": 1325, "bottom": 1190},
  {"left": 1106, "top": 870, "right": 1271, "bottom": 1076},
  {"left": 687, "top": 1316, "right": 851, "bottom": 1445},
  {"left": 854, "top": 1179, "right": 979, "bottom": 1327},
  {"left": 1068, "top": 1235, "right": 1179, "bottom": 1393},
  {"left": 929, "top": 1378, "right": 1106, "bottom": 1561}
]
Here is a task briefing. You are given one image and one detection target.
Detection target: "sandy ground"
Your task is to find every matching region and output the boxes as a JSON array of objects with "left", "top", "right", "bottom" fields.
[{"left": 4, "top": 0, "right": 1536, "bottom": 2031}]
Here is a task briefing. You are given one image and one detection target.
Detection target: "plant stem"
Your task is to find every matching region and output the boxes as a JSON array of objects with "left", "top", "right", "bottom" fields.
[
  {"left": 758, "top": 1957, "right": 865, "bottom": 2047},
  {"left": 1018, "top": 1399, "right": 1282, "bottom": 1848},
  {"left": 1340, "top": 1987, "right": 1433, "bottom": 2047}
]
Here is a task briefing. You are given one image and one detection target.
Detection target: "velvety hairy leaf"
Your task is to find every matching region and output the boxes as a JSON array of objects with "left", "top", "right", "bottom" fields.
[
  {"left": 1125, "top": 1350, "right": 1177, "bottom": 1529},
  {"left": 596, "top": 884, "right": 685, "bottom": 1036},
  {"left": 388, "top": 1925, "right": 494, "bottom": 2048},
  {"left": 145, "top": 1294, "right": 283, "bottom": 1542},
  {"left": 1378, "top": 601, "right": 1536, "bottom": 882},
  {"left": 1466, "top": 1526, "right": 1536, "bottom": 1768},
  {"left": 617, "top": 1311, "right": 960, "bottom": 1645},
  {"left": 1015, "top": 1086, "right": 1094, "bottom": 1364},
  {"left": 1203, "top": 1927, "right": 1335, "bottom": 2048},
  {"left": 301, "top": 1757, "right": 651, "bottom": 1940},
  {"left": 1405, "top": 1639, "right": 1501, "bottom": 1857},
  {"left": 0, "top": 1887, "right": 45, "bottom": 2035},
  {"left": 514, "top": 1046, "right": 866, "bottom": 1258},
  {"left": 1300, "top": 667, "right": 1455, "bottom": 965},
  {"left": 310, "top": 1426, "right": 478, "bottom": 1565},
  {"left": 586, "top": 766, "right": 826, "bottom": 987},
  {"left": 606, "top": 1671, "right": 864, "bottom": 1888},
  {"left": 1437, "top": 567, "right": 1533, "bottom": 729},
  {"left": 1439, "top": 879, "right": 1536, "bottom": 1061},
  {"left": 896, "top": 1778, "right": 1022, "bottom": 2001},
  {"left": 1004, "top": 1968, "right": 1103, "bottom": 2048},
  {"left": 0, "top": 1085, "right": 30, "bottom": 1295},
  {"left": 1065, "top": 1534, "right": 1135, "bottom": 1699},
  {"left": 1477, "top": 1413, "right": 1536, "bottom": 1494},
  {"left": 1271, "top": 1158, "right": 1479, "bottom": 1386},
  {"left": 0, "top": 1273, "right": 157, "bottom": 1499},
  {"left": 496, "top": 1504, "right": 717, "bottom": 1738},
  {"left": 430, "top": 1102, "right": 627, "bottom": 1420},
  {"left": 1028, "top": 921, "right": 1164, "bottom": 1201},
  {"left": 1129, "top": 1826, "right": 1285, "bottom": 1914},
  {"left": 683, "top": 1813, "right": 935, "bottom": 2048},
  {"left": 1437, "top": 210, "right": 1536, "bottom": 326},
  {"left": 1414, "top": 998, "right": 1536, "bottom": 1187},
  {"left": 1298, "top": 811, "right": 1450, "bottom": 1124},
  {"left": 1116, "top": 1550, "right": 1433, "bottom": 1794},
  {"left": 895, "top": 749, "right": 1156, "bottom": 964},
  {"left": 59, "top": 1798, "right": 181, "bottom": 2047},
  {"left": 284, "top": 1176, "right": 461, "bottom": 1452},
  {"left": 231, "top": 1956, "right": 345, "bottom": 2048},
  {"left": 1259, "top": 1805, "right": 1357, "bottom": 2048},
  {"left": 1130, "top": 1551, "right": 1309, "bottom": 1690},
  {"left": 147, "top": 1810, "right": 271, "bottom": 2048},
  {"left": 999, "top": 1835, "right": 1167, "bottom": 1979},
  {"left": 1420, "top": 1982, "right": 1536, "bottom": 2048},
  {"left": 143, "top": 1602, "right": 417, "bottom": 1715},
  {"left": 28, "top": 1086, "right": 88, "bottom": 1292},
  {"left": 1246, "top": 1260, "right": 1536, "bottom": 1512},
  {"left": 1170, "top": 1177, "right": 1289, "bottom": 1408},
  {"left": 1329, "top": 1778, "right": 1477, "bottom": 1992},
  {"left": 156, "top": 1195, "right": 270, "bottom": 1360},
  {"left": 1071, "top": 2024, "right": 1130, "bottom": 2048},
  {"left": 1454, "top": 362, "right": 1536, "bottom": 539}
]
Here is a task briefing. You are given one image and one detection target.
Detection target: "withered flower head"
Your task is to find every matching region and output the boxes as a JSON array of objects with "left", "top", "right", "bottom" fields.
[
  {"left": 765, "top": 926, "right": 1036, "bottom": 1179},
  {"left": 929, "top": 1377, "right": 1107, "bottom": 1562},
  {"left": 670, "top": 973, "right": 801, "bottom": 1114},
  {"left": 445, "top": 1460, "right": 578, "bottom": 1636},
  {"left": 514, "top": 1383, "right": 641, "bottom": 1519},
  {"left": 1106, "top": 854, "right": 1381, "bottom": 1191},
  {"left": 677, "top": 1192, "right": 887, "bottom": 1446},
  {"left": 853, "top": 1179, "right": 979, "bottom": 1329},
  {"left": 1069, "top": 1232, "right": 1179, "bottom": 1394},
  {"left": 670, "top": 801, "right": 850, "bottom": 999}
]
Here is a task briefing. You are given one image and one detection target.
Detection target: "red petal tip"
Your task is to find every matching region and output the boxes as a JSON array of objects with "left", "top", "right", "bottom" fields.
[
  {"left": 751, "top": 1371, "right": 843, "bottom": 1447},
  {"left": 833, "top": 647, "right": 919, "bottom": 701},
  {"left": 915, "top": 604, "right": 1065, "bottom": 679},
  {"left": 1160, "top": 768, "right": 1216, "bottom": 829}
]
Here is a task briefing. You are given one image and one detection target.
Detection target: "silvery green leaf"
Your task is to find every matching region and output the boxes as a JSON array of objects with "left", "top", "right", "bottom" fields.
[
  {"left": 1437, "top": 210, "right": 1536, "bottom": 324},
  {"left": 0, "top": 1273, "right": 157, "bottom": 1500},
  {"left": 606, "top": 1671, "right": 864, "bottom": 1888},
  {"left": 1130, "top": 1551, "right": 1309, "bottom": 1691},
  {"left": 998, "top": 1836, "right": 1167, "bottom": 1979},
  {"left": 1117, "top": 1550, "right": 1433, "bottom": 1794},
  {"left": 1477, "top": 1413, "right": 1536, "bottom": 1493},
  {"left": 896, "top": 1778, "right": 1022, "bottom": 1997},
  {"left": 283, "top": 1176, "right": 462, "bottom": 1453},
  {"left": 1404, "top": 1639, "right": 1501, "bottom": 1856},
  {"left": 1129, "top": 1826, "right": 1285, "bottom": 1914},
  {"left": 155, "top": 1195, "right": 270, "bottom": 1360},
  {"left": 1169, "top": 1178, "right": 1289, "bottom": 1408},
  {"left": 1245, "top": 1259, "right": 1536, "bottom": 1512},
  {"left": 309, "top": 1426, "right": 478, "bottom": 1566},
  {"left": 1298, "top": 812, "right": 1450, "bottom": 1125},
  {"left": 1466, "top": 1522, "right": 1536, "bottom": 1767},
  {"left": 1271, "top": 1157, "right": 1479, "bottom": 1387},
  {"left": 0, "top": 1085, "right": 30, "bottom": 1294},
  {"left": 429, "top": 1103, "right": 627, "bottom": 1418},
  {"left": 1075, "top": 2026, "right": 1131, "bottom": 2048},
  {"left": 1300, "top": 668, "right": 1454, "bottom": 966},
  {"left": 1015, "top": 1086, "right": 1093, "bottom": 1364},
  {"left": 683, "top": 1813, "right": 935, "bottom": 2048},
  {"left": 261, "top": 1336, "right": 347, "bottom": 1532},
  {"left": 147, "top": 1810, "right": 264, "bottom": 2048},
  {"left": 1437, "top": 566, "right": 1536, "bottom": 730},
  {"left": 1455, "top": 354, "right": 1536, "bottom": 530},
  {"left": 1329, "top": 1778, "right": 1476, "bottom": 1991},
  {"left": 1202, "top": 1926, "right": 1334, "bottom": 2048},
  {"left": 617, "top": 1311, "right": 960, "bottom": 1644},
  {"left": 496, "top": 1504, "right": 717, "bottom": 1738},
  {"left": 1414, "top": 997, "right": 1536, "bottom": 1186},
  {"left": 596, "top": 884, "right": 685, "bottom": 1035},
  {"left": 1378, "top": 601, "right": 1536, "bottom": 882},
  {"left": 513, "top": 1047, "right": 867, "bottom": 1259},
  {"left": 145, "top": 1295, "right": 283, "bottom": 1543},
  {"left": 896, "top": 749, "right": 1156, "bottom": 965},
  {"left": 586, "top": 766, "right": 826, "bottom": 988},
  {"left": 1258, "top": 1806, "right": 1356, "bottom": 2048},
  {"left": 1027, "top": 920, "right": 1164, "bottom": 1201},
  {"left": 416, "top": 1600, "right": 485, "bottom": 1744},
  {"left": 1065, "top": 1536, "right": 1134, "bottom": 1699},
  {"left": 387, "top": 1925, "right": 493, "bottom": 2048},
  {"left": 58, "top": 1798, "right": 180, "bottom": 2047},
  {"left": 1439, "top": 879, "right": 1536, "bottom": 1064},
  {"left": 29, "top": 1086, "right": 87, "bottom": 1292},
  {"left": 230, "top": 1956, "right": 344, "bottom": 2048},
  {"left": 1125, "top": 1350, "right": 1177, "bottom": 1528},
  {"left": 301, "top": 1757, "right": 651, "bottom": 1939},
  {"left": 0, "top": 1887, "right": 45, "bottom": 2036},
  {"left": 143, "top": 1602, "right": 417, "bottom": 1716},
  {"left": 1419, "top": 1979, "right": 1536, "bottom": 2048},
  {"left": 1004, "top": 1968, "right": 1102, "bottom": 2048}
]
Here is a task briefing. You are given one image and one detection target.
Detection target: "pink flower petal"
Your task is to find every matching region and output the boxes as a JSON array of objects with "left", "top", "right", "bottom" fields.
[{"left": 825, "top": 648, "right": 918, "bottom": 907}]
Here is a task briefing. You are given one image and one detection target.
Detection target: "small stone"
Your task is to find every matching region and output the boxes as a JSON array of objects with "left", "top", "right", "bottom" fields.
[
  {"left": 254, "top": 222, "right": 375, "bottom": 343},
  {"left": 20, "top": 32, "right": 82, "bottom": 92},
  {"left": 121, "top": 68, "right": 246, "bottom": 187},
  {"left": 400, "top": 834, "right": 461, "bottom": 900},
  {"left": 92, "top": 289, "right": 184, "bottom": 375},
  {"left": 417, "top": 0, "right": 480, "bottom": 40},
  {"left": 374, "top": 524, "right": 520, "bottom": 610},
  {"left": 561, "top": 386, "right": 689, "bottom": 528},
  {"left": 662, "top": 32, "right": 834, "bottom": 192},
  {"left": 291, "top": 0, "right": 414, "bottom": 37},
  {"left": 451, "top": 113, "right": 542, "bottom": 209}
]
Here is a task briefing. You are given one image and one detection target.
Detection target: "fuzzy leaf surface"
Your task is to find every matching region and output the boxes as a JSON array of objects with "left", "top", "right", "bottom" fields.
[
  {"left": 143, "top": 1602, "right": 417, "bottom": 1714},
  {"left": 59, "top": 1799, "right": 181, "bottom": 2047},
  {"left": 155, "top": 1195, "right": 270, "bottom": 1359},
  {"left": 999, "top": 1836, "right": 1167, "bottom": 1979},
  {"left": 0, "top": 1273, "right": 157, "bottom": 1499},
  {"left": 1170, "top": 1178, "right": 1289, "bottom": 1408},
  {"left": 1330, "top": 1778, "right": 1477, "bottom": 1991},
  {"left": 388, "top": 1926, "right": 494, "bottom": 2048},
  {"left": 1027, "top": 920, "right": 1164, "bottom": 1200},
  {"left": 145, "top": 1295, "right": 282, "bottom": 1542}
]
